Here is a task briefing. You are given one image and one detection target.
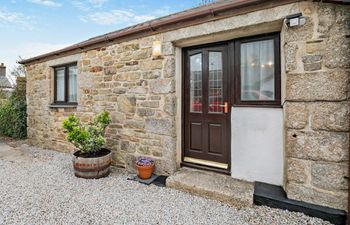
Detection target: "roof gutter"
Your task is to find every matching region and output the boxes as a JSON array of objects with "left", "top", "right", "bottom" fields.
[{"left": 18, "top": 0, "right": 290, "bottom": 65}]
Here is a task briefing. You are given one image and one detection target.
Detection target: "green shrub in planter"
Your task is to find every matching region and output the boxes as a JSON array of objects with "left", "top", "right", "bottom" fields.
[{"left": 62, "top": 111, "right": 111, "bottom": 155}]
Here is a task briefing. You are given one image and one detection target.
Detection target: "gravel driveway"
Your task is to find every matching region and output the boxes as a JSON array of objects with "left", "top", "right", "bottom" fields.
[{"left": 0, "top": 142, "right": 331, "bottom": 225}]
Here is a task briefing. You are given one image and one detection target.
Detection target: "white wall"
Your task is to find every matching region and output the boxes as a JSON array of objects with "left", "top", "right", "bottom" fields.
[{"left": 231, "top": 107, "right": 284, "bottom": 185}]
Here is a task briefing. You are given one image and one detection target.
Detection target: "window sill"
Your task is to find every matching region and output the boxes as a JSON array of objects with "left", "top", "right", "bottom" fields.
[
  {"left": 232, "top": 104, "right": 282, "bottom": 108},
  {"left": 48, "top": 104, "right": 78, "bottom": 108}
]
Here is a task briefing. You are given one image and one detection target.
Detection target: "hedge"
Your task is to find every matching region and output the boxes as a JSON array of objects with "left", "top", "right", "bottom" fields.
[
  {"left": 0, "top": 77, "right": 27, "bottom": 139},
  {"left": 0, "top": 96, "right": 27, "bottom": 139}
]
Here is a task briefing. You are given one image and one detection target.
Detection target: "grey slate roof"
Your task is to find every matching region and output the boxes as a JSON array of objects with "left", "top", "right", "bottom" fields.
[{"left": 0, "top": 76, "right": 12, "bottom": 88}]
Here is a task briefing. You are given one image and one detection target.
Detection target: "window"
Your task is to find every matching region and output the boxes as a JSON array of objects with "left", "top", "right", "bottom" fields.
[
  {"left": 54, "top": 63, "right": 77, "bottom": 104},
  {"left": 190, "top": 53, "right": 202, "bottom": 113},
  {"left": 208, "top": 51, "right": 223, "bottom": 113},
  {"left": 235, "top": 33, "right": 280, "bottom": 106}
]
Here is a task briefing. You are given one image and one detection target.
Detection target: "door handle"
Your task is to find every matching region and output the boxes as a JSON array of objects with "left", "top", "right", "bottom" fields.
[
  {"left": 223, "top": 102, "right": 228, "bottom": 113},
  {"left": 217, "top": 102, "right": 228, "bottom": 113},
  {"left": 208, "top": 102, "right": 229, "bottom": 113}
]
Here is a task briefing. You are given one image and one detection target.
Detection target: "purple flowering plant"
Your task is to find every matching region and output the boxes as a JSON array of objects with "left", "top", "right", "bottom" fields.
[{"left": 136, "top": 157, "right": 154, "bottom": 167}]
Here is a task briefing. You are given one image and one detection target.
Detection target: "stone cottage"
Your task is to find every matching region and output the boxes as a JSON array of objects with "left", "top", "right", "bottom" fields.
[
  {"left": 20, "top": 0, "right": 349, "bottom": 217},
  {"left": 0, "top": 63, "right": 13, "bottom": 104}
]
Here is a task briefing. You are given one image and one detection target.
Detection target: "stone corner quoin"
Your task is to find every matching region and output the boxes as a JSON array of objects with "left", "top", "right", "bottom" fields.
[{"left": 283, "top": 2, "right": 350, "bottom": 211}]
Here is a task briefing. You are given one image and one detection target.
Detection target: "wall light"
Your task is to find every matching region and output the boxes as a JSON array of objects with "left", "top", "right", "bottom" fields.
[
  {"left": 152, "top": 40, "right": 162, "bottom": 59},
  {"left": 285, "top": 13, "right": 306, "bottom": 28}
]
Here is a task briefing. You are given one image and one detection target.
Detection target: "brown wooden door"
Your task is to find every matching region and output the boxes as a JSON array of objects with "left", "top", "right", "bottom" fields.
[{"left": 183, "top": 44, "right": 230, "bottom": 168}]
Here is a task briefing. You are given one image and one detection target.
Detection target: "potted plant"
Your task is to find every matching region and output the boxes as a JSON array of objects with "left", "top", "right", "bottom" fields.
[
  {"left": 136, "top": 157, "right": 155, "bottom": 179},
  {"left": 62, "top": 111, "right": 112, "bottom": 179}
]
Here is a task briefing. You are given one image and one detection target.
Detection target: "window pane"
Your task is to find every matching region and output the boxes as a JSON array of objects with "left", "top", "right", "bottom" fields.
[
  {"left": 56, "top": 68, "right": 65, "bottom": 101},
  {"left": 68, "top": 65, "right": 77, "bottom": 102},
  {"left": 190, "top": 53, "right": 202, "bottom": 113},
  {"left": 240, "top": 39, "right": 275, "bottom": 101},
  {"left": 208, "top": 52, "right": 223, "bottom": 113}
]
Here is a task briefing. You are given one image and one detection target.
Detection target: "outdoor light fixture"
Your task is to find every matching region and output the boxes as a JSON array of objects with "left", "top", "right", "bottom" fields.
[
  {"left": 285, "top": 13, "right": 306, "bottom": 28},
  {"left": 152, "top": 40, "right": 162, "bottom": 59}
]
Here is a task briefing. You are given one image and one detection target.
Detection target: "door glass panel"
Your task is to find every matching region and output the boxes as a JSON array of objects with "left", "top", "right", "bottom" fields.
[
  {"left": 55, "top": 68, "right": 65, "bottom": 101},
  {"left": 209, "top": 52, "right": 223, "bottom": 113},
  {"left": 190, "top": 53, "right": 202, "bottom": 113},
  {"left": 68, "top": 65, "right": 77, "bottom": 102},
  {"left": 240, "top": 39, "right": 275, "bottom": 101}
]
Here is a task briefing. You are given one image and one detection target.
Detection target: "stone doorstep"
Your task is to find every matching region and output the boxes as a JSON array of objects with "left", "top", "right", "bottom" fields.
[{"left": 166, "top": 167, "right": 254, "bottom": 208}]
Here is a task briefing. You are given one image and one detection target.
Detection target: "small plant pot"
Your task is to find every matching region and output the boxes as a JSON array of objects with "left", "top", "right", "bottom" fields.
[
  {"left": 72, "top": 148, "right": 112, "bottom": 179},
  {"left": 136, "top": 163, "right": 155, "bottom": 180}
]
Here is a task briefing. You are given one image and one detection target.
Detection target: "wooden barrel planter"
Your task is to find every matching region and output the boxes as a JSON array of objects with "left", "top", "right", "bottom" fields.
[{"left": 72, "top": 148, "right": 112, "bottom": 179}]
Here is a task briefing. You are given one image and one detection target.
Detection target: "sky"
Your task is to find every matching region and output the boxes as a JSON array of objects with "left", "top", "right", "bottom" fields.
[{"left": 0, "top": 0, "right": 199, "bottom": 82}]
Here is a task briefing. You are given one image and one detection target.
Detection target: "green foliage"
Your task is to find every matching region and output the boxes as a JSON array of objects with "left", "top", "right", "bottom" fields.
[
  {"left": 0, "top": 89, "right": 6, "bottom": 99},
  {"left": 0, "top": 95, "right": 27, "bottom": 139},
  {"left": 0, "top": 76, "right": 27, "bottom": 139},
  {"left": 62, "top": 112, "right": 111, "bottom": 154}
]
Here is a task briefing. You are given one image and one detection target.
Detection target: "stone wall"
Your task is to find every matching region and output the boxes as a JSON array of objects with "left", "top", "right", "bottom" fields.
[
  {"left": 0, "top": 88, "right": 14, "bottom": 105},
  {"left": 0, "top": 90, "right": 9, "bottom": 105},
  {"left": 26, "top": 35, "right": 177, "bottom": 175},
  {"left": 284, "top": 3, "right": 350, "bottom": 211},
  {"left": 25, "top": 1, "right": 349, "bottom": 211}
]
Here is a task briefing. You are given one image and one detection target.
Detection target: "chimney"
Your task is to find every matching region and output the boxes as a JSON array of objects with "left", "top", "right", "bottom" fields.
[{"left": 0, "top": 63, "right": 5, "bottom": 77}]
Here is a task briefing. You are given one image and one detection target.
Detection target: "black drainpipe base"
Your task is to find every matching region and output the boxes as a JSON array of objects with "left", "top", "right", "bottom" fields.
[{"left": 254, "top": 182, "right": 347, "bottom": 225}]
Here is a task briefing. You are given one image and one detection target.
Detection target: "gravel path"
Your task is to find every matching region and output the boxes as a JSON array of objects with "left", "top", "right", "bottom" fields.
[{"left": 0, "top": 143, "right": 331, "bottom": 225}]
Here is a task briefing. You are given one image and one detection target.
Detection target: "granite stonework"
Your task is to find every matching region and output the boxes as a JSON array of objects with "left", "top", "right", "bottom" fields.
[
  {"left": 25, "top": 2, "right": 349, "bottom": 210},
  {"left": 26, "top": 39, "right": 178, "bottom": 175},
  {"left": 283, "top": 3, "right": 350, "bottom": 211}
]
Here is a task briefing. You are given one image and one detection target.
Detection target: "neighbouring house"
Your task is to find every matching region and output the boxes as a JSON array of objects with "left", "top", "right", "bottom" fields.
[
  {"left": 20, "top": 0, "right": 349, "bottom": 215},
  {"left": 0, "top": 63, "right": 13, "bottom": 103}
]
